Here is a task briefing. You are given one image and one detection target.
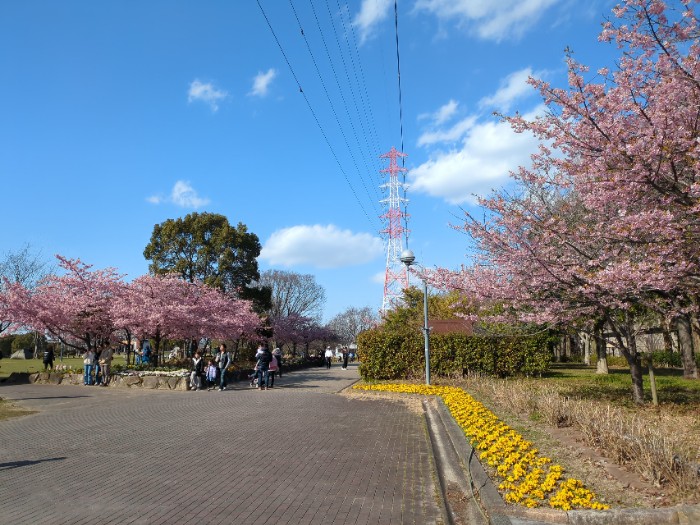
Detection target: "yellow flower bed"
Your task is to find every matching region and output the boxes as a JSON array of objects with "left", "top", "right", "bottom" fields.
[{"left": 353, "top": 383, "right": 609, "bottom": 511}]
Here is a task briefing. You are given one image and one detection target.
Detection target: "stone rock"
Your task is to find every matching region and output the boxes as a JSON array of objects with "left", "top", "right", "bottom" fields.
[
  {"left": 167, "top": 376, "right": 180, "bottom": 390},
  {"left": 67, "top": 374, "right": 83, "bottom": 385},
  {"left": 123, "top": 375, "right": 142, "bottom": 387},
  {"left": 48, "top": 373, "right": 63, "bottom": 385},
  {"left": 141, "top": 376, "right": 158, "bottom": 389}
]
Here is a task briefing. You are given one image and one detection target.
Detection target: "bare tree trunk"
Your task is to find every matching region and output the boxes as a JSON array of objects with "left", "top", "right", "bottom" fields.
[
  {"left": 581, "top": 332, "right": 591, "bottom": 366},
  {"left": 647, "top": 358, "right": 658, "bottom": 406},
  {"left": 676, "top": 314, "right": 698, "bottom": 379},
  {"left": 613, "top": 314, "right": 644, "bottom": 404},
  {"left": 662, "top": 318, "right": 674, "bottom": 354},
  {"left": 594, "top": 322, "right": 608, "bottom": 374}
]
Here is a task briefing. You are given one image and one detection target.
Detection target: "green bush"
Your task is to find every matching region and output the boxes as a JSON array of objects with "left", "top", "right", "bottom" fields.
[
  {"left": 0, "top": 335, "right": 14, "bottom": 357},
  {"left": 650, "top": 351, "right": 682, "bottom": 368},
  {"left": 11, "top": 333, "right": 39, "bottom": 351},
  {"left": 601, "top": 355, "right": 628, "bottom": 367},
  {"left": 599, "top": 352, "right": 697, "bottom": 369},
  {"left": 358, "top": 328, "right": 553, "bottom": 381}
]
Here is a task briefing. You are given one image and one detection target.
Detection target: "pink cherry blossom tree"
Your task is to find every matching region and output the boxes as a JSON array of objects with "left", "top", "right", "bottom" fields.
[
  {"left": 273, "top": 314, "right": 334, "bottom": 358},
  {"left": 3, "top": 255, "right": 124, "bottom": 351},
  {"left": 112, "top": 274, "right": 261, "bottom": 363},
  {"left": 431, "top": 0, "right": 700, "bottom": 403}
]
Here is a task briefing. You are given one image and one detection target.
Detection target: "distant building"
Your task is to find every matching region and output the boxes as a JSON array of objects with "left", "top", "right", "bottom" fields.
[{"left": 429, "top": 319, "right": 473, "bottom": 335}]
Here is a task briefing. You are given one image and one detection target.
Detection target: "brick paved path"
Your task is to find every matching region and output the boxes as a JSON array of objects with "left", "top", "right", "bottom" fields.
[{"left": 0, "top": 363, "right": 443, "bottom": 525}]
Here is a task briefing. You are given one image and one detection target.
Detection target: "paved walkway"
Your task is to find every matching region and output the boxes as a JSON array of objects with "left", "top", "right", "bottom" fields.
[{"left": 0, "top": 363, "right": 444, "bottom": 525}]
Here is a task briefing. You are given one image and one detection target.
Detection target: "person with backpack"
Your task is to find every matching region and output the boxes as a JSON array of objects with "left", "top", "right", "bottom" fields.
[
  {"left": 272, "top": 347, "right": 282, "bottom": 377},
  {"left": 42, "top": 345, "right": 55, "bottom": 371},
  {"left": 256, "top": 345, "right": 272, "bottom": 390},
  {"left": 267, "top": 353, "right": 279, "bottom": 388},
  {"left": 216, "top": 343, "right": 231, "bottom": 391}
]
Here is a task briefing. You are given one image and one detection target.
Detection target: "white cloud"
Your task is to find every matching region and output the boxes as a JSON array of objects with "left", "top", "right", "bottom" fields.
[
  {"left": 433, "top": 99, "right": 459, "bottom": 125},
  {"left": 353, "top": 0, "right": 393, "bottom": 45},
  {"left": 171, "top": 181, "right": 210, "bottom": 208},
  {"left": 371, "top": 271, "right": 386, "bottom": 285},
  {"left": 250, "top": 68, "right": 277, "bottom": 97},
  {"left": 260, "top": 224, "right": 384, "bottom": 269},
  {"left": 188, "top": 79, "right": 228, "bottom": 112},
  {"left": 417, "top": 115, "right": 476, "bottom": 147},
  {"left": 410, "top": 105, "right": 545, "bottom": 204},
  {"left": 478, "top": 68, "right": 536, "bottom": 112},
  {"left": 147, "top": 180, "right": 210, "bottom": 209},
  {"left": 414, "top": 0, "right": 561, "bottom": 42}
]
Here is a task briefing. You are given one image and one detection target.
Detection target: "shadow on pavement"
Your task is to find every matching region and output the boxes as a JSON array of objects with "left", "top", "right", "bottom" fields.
[
  {"left": 0, "top": 457, "right": 67, "bottom": 471},
  {"left": 10, "top": 395, "right": 91, "bottom": 401}
]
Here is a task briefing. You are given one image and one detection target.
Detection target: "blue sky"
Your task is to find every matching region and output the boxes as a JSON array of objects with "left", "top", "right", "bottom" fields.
[{"left": 1, "top": 0, "right": 618, "bottom": 321}]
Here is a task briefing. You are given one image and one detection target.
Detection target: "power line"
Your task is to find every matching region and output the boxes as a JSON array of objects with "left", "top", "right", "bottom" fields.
[
  {"left": 291, "top": 0, "right": 382, "bottom": 215},
  {"left": 330, "top": 0, "right": 384, "bottom": 173},
  {"left": 394, "top": 0, "right": 410, "bottom": 248},
  {"left": 256, "top": 0, "right": 379, "bottom": 231}
]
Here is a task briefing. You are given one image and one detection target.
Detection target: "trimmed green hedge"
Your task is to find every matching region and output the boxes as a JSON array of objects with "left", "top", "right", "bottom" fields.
[{"left": 357, "top": 329, "right": 553, "bottom": 380}]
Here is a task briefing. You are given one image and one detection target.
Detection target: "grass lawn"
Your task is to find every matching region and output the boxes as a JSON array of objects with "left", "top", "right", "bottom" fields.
[
  {"left": 543, "top": 363, "right": 700, "bottom": 406},
  {"left": 0, "top": 355, "right": 128, "bottom": 379}
]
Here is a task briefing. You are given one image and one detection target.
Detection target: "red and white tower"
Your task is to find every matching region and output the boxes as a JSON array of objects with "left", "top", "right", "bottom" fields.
[{"left": 380, "top": 146, "right": 409, "bottom": 314}]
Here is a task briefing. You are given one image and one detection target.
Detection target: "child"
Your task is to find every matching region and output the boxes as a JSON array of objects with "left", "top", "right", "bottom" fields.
[
  {"left": 205, "top": 359, "right": 218, "bottom": 391},
  {"left": 248, "top": 362, "right": 259, "bottom": 387}
]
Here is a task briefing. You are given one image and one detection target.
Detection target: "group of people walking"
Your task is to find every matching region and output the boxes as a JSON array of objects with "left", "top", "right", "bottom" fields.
[
  {"left": 324, "top": 346, "right": 351, "bottom": 370},
  {"left": 250, "top": 344, "right": 282, "bottom": 390},
  {"left": 190, "top": 343, "right": 232, "bottom": 391},
  {"left": 189, "top": 343, "right": 283, "bottom": 391},
  {"left": 82, "top": 342, "right": 114, "bottom": 386},
  {"left": 70, "top": 340, "right": 352, "bottom": 391}
]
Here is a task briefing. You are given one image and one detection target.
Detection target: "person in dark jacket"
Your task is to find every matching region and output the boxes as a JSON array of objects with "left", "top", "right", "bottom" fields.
[
  {"left": 341, "top": 347, "right": 349, "bottom": 370},
  {"left": 190, "top": 351, "right": 204, "bottom": 391},
  {"left": 42, "top": 346, "right": 55, "bottom": 371},
  {"left": 256, "top": 346, "right": 272, "bottom": 390},
  {"left": 216, "top": 343, "right": 231, "bottom": 391}
]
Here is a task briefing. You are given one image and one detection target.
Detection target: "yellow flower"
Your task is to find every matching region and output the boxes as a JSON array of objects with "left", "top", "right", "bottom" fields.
[{"left": 353, "top": 383, "right": 609, "bottom": 511}]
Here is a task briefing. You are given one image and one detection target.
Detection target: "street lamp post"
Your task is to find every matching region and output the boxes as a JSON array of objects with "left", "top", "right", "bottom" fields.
[{"left": 400, "top": 249, "right": 431, "bottom": 385}]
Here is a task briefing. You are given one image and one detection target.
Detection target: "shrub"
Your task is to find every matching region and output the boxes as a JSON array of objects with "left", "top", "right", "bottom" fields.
[
  {"left": 0, "top": 336, "right": 14, "bottom": 357},
  {"left": 600, "top": 355, "right": 627, "bottom": 367},
  {"left": 11, "top": 333, "right": 38, "bottom": 351},
  {"left": 651, "top": 351, "right": 682, "bottom": 368},
  {"left": 357, "top": 328, "right": 553, "bottom": 380}
]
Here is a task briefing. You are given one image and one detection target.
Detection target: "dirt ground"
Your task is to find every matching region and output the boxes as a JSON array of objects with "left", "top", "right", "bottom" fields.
[{"left": 0, "top": 398, "right": 35, "bottom": 420}]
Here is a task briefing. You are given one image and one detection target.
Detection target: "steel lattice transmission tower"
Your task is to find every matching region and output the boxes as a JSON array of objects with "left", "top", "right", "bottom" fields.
[{"left": 380, "top": 146, "right": 409, "bottom": 314}]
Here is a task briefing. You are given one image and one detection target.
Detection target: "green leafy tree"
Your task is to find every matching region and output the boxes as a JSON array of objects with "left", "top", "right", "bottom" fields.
[{"left": 144, "top": 212, "right": 266, "bottom": 304}]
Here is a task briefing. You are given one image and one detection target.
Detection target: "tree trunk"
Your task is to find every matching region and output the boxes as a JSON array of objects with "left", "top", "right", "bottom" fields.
[
  {"left": 616, "top": 315, "right": 645, "bottom": 404},
  {"left": 648, "top": 360, "right": 658, "bottom": 406},
  {"left": 676, "top": 314, "right": 698, "bottom": 379},
  {"left": 662, "top": 319, "right": 674, "bottom": 354},
  {"left": 582, "top": 332, "right": 591, "bottom": 366},
  {"left": 594, "top": 322, "right": 608, "bottom": 374},
  {"left": 605, "top": 314, "right": 643, "bottom": 403}
]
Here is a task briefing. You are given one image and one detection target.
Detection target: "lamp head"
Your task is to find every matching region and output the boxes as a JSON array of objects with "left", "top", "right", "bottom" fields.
[{"left": 399, "top": 249, "right": 416, "bottom": 267}]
